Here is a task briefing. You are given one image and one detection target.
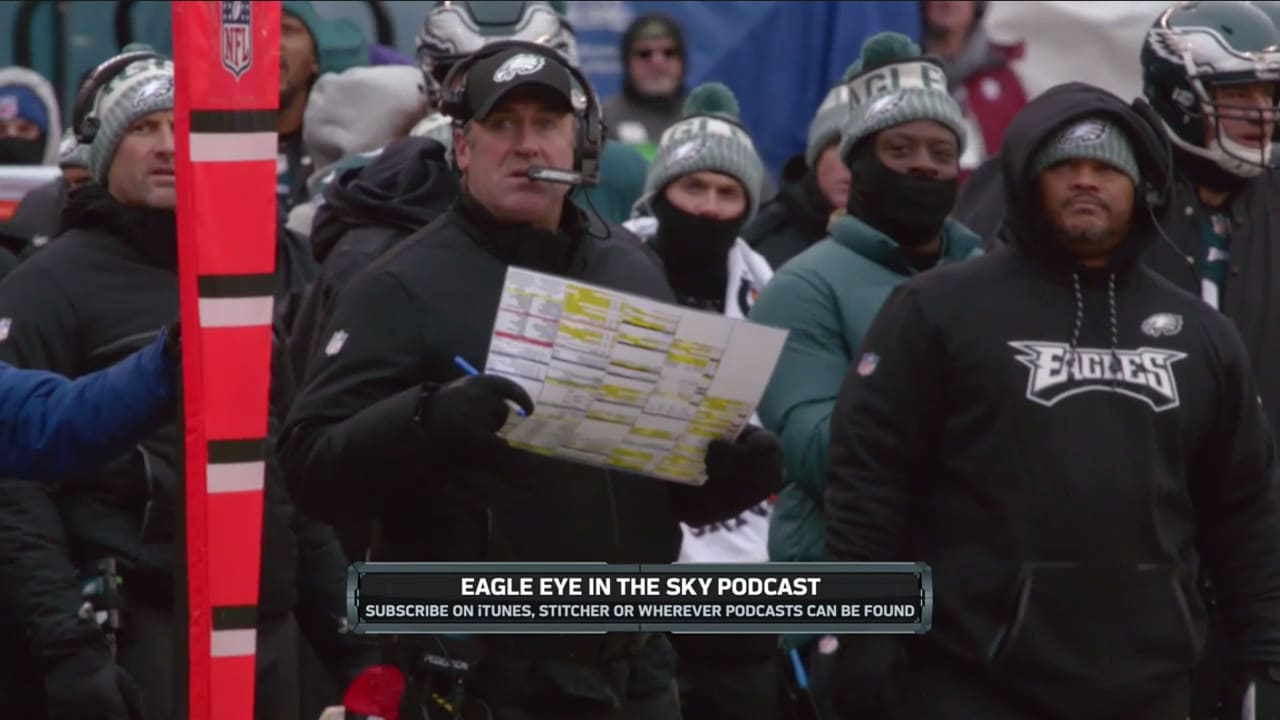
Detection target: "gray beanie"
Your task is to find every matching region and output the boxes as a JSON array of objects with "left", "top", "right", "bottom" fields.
[
  {"left": 838, "top": 33, "right": 967, "bottom": 166},
  {"left": 637, "top": 82, "right": 765, "bottom": 221},
  {"left": 1031, "top": 116, "right": 1140, "bottom": 186},
  {"left": 303, "top": 65, "right": 428, "bottom": 195},
  {"left": 806, "top": 84, "right": 854, "bottom": 168},
  {"left": 87, "top": 46, "right": 174, "bottom": 185}
]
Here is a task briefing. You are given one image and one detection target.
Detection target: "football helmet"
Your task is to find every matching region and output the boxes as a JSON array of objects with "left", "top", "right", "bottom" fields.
[
  {"left": 416, "top": 1, "right": 575, "bottom": 108},
  {"left": 1141, "top": 1, "right": 1280, "bottom": 177}
]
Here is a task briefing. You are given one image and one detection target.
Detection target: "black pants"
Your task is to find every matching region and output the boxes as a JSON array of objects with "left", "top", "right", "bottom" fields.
[
  {"left": 116, "top": 597, "right": 300, "bottom": 720},
  {"left": 460, "top": 685, "right": 682, "bottom": 720}
]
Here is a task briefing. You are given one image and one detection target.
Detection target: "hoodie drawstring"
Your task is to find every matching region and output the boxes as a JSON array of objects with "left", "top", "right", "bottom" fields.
[
  {"left": 1067, "top": 273, "right": 1084, "bottom": 370},
  {"left": 1067, "top": 271, "right": 1123, "bottom": 391},
  {"left": 1107, "top": 272, "right": 1120, "bottom": 376}
]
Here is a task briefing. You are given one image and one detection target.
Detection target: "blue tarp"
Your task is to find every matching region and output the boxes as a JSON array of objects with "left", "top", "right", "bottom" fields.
[
  {"left": 569, "top": 1, "right": 922, "bottom": 178},
  {"left": 0, "top": 0, "right": 921, "bottom": 180}
]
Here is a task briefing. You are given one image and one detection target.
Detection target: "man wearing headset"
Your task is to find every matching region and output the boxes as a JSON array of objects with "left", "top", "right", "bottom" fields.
[
  {"left": 281, "top": 41, "right": 782, "bottom": 719},
  {"left": 0, "top": 46, "right": 354, "bottom": 720}
]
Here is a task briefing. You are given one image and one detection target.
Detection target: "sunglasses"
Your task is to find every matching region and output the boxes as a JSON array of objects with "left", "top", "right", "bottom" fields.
[{"left": 633, "top": 47, "right": 679, "bottom": 61}]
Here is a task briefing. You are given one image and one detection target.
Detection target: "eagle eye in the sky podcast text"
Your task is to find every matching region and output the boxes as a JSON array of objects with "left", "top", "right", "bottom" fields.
[{"left": 348, "top": 563, "right": 931, "bottom": 634}]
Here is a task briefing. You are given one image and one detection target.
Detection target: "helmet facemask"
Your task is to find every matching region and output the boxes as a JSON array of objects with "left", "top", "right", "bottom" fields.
[
  {"left": 1182, "top": 72, "right": 1279, "bottom": 177},
  {"left": 1148, "top": 24, "right": 1280, "bottom": 178}
]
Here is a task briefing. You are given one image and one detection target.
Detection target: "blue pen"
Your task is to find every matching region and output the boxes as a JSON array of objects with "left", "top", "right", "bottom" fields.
[
  {"left": 454, "top": 355, "right": 527, "bottom": 417},
  {"left": 788, "top": 647, "right": 810, "bottom": 690}
]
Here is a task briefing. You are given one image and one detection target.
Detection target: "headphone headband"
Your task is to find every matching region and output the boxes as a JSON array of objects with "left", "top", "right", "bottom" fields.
[
  {"left": 73, "top": 49, "right": 168, "bottom": 145},
  {"left": 439, "top": 40, "right": 605, "bottom": 186}
]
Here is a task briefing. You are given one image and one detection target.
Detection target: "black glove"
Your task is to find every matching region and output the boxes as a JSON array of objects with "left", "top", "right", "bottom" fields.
[
  {"left": 417, "top": 374, "right": 534, "bottom": 458},
  {"left": 829, "top": 635, "right": 900, "bottom": 720},
  {"left": 44, "top": 649, "right": 146, "bottom": 720},
  {"left": 669, "top": 425, "right": 784, "bottom": 526},
  {"left": 163, "top": 319, "right": 181, "bottom": 366},
  {"left": 1224, "top": 664, "right": 1280, "bottom": 720}
]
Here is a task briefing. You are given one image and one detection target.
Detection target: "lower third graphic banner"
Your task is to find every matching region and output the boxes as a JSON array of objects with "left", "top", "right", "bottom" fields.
[{"left": 347, "top": 563, "right": 931, "bottom": 634}]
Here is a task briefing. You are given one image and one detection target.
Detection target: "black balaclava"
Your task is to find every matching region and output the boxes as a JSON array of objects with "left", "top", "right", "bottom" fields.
[
  {"left": 650, "top": 192, "right": 745, "bottom": 310},
  {"left": 0, "top": 134, "right": 46, "bottom": 165},
  {"left": 845, "top": 138, "right": 958, "bottom": 250}
]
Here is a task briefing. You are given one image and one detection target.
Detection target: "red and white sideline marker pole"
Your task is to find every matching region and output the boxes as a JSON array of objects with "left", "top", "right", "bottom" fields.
[{"left": 173, "top": 2, "right": 280, "bottom": 718}]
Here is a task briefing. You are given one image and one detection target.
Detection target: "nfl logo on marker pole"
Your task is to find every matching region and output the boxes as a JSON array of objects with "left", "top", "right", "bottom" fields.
[
  {"left": 221, "top": 1, "right": 253, "bottom": 80},
  {"left": 173, "top": 2, "right": 280, "bottom": 719}
]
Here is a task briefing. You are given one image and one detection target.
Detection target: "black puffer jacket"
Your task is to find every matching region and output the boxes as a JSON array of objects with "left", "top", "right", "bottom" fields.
[{"left": 0, "top": 185, "right": 340, "bottom": 680}]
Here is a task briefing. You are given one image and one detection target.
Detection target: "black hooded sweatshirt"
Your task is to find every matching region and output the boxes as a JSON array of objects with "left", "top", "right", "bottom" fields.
[
  {"left": 953, "top": 123, "right": 1280, "bottom": 441},
  {"left": 286, "top": 136, "right": 458, "bottom": 384},
  {"left": 825, "top": 83, "right": 1280, "bottom": 718}
]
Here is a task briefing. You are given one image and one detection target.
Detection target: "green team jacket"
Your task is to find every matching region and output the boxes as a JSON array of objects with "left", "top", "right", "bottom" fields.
[{"left": 748, "top": 214, "right": 983, "bottom": 608}]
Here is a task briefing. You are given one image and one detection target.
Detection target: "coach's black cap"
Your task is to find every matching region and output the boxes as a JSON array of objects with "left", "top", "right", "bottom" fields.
[{"left": 464, "top": 45, "right": 576, "bottom": 121}]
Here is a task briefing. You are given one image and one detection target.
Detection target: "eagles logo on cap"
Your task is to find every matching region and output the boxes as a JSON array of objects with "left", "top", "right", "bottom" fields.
[
  {"left": 132, "top": 77, "right": 174, "bottom": 109},
  {"left": 493, "top": 54, "right": 545, "bottom": 83},
  {"left": 864, "top": 91, "right": 906, "bottom": 121},
  {"left": 669, "top": 138, "right": 706, "bottom": 166},
  {"left": 1057, "top": 120, "right": 1108, "bottom": 147}
]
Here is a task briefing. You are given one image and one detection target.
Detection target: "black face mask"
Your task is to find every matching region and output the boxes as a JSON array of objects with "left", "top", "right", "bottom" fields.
[
  {"left": 0, "top": 136, "right": 45, "bottom": 165},
  {"left": 649, "top": 192, "right": 745, "bottom": 270},
  {"left": 845, "top": 143, "right": 958, "bottom": 248}
]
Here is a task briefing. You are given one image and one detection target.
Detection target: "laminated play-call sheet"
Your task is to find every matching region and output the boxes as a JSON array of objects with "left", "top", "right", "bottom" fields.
[{"left": 483, "top": 267, "right": 788, "bottom": 485}]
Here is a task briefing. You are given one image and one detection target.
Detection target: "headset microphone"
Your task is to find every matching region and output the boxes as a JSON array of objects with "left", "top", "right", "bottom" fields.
[{"left": 526, "top": 166, "right": 583, "bottom": 185}]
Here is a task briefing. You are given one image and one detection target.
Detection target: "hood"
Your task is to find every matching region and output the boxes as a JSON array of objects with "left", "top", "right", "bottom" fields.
[
  {"left": 309, "top": 136, "right": 458, "bottom": 263},
  {"left": 302, "top": 65, "right": 427, "bottom": 190},
  {"left": 0, "top": 66, "right": 62, "bottom": 165},
  {"left": 997, "top": 82, "right": 1172, "bottom": 280},
  {"left": 831, "top": 214, "right": 982, "bottom": 276},
  {"left": 282, "top": 1, "right": 369, "bottom": 76},
  {"left": 776, "top": 154, "right": 834, "bottom": 239},
  {"left": 620, "top": 13, "right": 687, "bottom": 109}
]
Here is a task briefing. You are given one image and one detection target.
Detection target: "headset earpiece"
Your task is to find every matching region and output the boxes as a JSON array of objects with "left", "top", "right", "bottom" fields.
[{"left": 73, "top": 50, "right": 168, "bottom": 145}]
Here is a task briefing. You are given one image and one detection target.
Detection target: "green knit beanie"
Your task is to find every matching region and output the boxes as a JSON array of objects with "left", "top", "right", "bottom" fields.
[
  {"left": 838, "top": 32, "right": 967, "bottom": 166},
  {"left": 1030, "top": 116, "right": 1141, "bottom": 186},
  {"left": 637, "top": 82, "right": 765, "bottom": 220}
]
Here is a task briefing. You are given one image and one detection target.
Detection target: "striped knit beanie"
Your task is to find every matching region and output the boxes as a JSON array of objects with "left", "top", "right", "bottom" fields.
[
  {"left": 805, "top": 62, "right": 863, "bottom": 169},
  {"left": 638, "top": 82, "right": 765, "bottom": 220},
  {"left": 1031, "top": 116, "right": 1140, "bottom": 186},
  {"left": 87, "top": 45, "right": 174, "bottom": 185},
  {"left": 839, "top": 32, "right": 967, "bottom": 166}
]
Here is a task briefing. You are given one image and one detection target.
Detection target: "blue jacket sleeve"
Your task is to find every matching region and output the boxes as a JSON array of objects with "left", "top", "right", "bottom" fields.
[{"left": 0, "top": 330, "right": 175, "bottom": 480}]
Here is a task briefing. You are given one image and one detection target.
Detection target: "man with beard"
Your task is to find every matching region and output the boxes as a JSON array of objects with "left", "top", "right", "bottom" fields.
[
  {"left": 824, "top": 80, "right": 1280, "bottom": 720},
  {"left": 621, "top": 81, "right": 779, "bottom": 720},
  {"left": 951, "top": 3, "right": 1280, "bottom": 432},
  {"left": 0, "top": 46, "right": 355, "bottom": 720},
  {"left": 277, "top": 1, "right": 367, "bottom": 216},
  {"left": 747, "top": 33, "right": 982, "bottom": 716},
  {"left": 281, "top": 41, "right": 782, "bottom": 718}
]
